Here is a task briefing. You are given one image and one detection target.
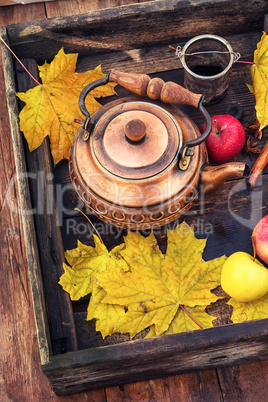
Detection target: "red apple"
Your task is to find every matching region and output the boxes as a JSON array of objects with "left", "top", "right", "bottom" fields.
[
  {"left": 200, "top": 115, "right": 246, "bottom": 163},
  {"left": 252, "top": 215, "right": 268, "bottom": 264}
]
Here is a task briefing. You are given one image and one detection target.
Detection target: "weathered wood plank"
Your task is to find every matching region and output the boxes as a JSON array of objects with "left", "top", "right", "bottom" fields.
[
  {"left": 0, "top": 2, "right": 46, "bottom": 27},
  {"left": 217, "top": 359, "right": 268, "bottom": 401},
  {"left": 75, "top": 31, "right": 261, "bottom": 75},
  {"left": 0, "top": 27, "right": 52, "bottom": 366},
  {"left": 6, "top": 0, "right": 268, "bottom": 61},
  {"left": 15, "top": 58, "right": 78, "bottom": 355},
  {"left": 106, "top": 370, "right": 222, "bottom": 402},
  {"left": 0, "top": 24, "right": 56, "bottom": 401},
  {"left": 45, "top": 0, "right": 142, "bottom": 18},
  {"left": 42, "top": 318, "right": 268, "bottom": 395},
  {"left": 265, "top": 13, "right": 268, "bottom": 31}
]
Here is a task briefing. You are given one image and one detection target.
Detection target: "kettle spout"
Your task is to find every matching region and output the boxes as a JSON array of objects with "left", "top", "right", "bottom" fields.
[{"left": 200, "top": 162, "right": 250, "bottom": 194}]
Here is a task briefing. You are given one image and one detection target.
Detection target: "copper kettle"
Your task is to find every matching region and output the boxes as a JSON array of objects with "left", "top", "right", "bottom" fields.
[{"left": 69, "top": 70, "right": 247, "bottom": 230}]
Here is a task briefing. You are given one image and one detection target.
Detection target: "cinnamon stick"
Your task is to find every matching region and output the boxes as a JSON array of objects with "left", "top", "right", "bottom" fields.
[{"left": 247, "top": 140, "right": 268, "bottom": 186}]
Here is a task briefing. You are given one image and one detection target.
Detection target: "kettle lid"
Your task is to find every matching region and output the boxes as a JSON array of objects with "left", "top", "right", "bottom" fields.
[{"left": 91, "top": 101, "right": 182, "bottom": 179}]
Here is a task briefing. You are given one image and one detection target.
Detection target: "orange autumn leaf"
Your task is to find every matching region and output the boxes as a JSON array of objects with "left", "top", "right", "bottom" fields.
[{"left": 17, "top": 48, "right": 116, "bottom": 164}]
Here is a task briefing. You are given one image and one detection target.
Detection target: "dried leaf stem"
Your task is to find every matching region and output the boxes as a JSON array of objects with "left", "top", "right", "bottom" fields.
[
  {"left": 74, "top": 208, "right": 104, "bottom": 244},
  {"left": 235, "top": 60, "right": 255, "bottom": 65},
  {"left": 179, "top": 304, "right": 205, "bottom": 329},
  {"left": 0, "top": 35, "right": 41, "bottom": 86}
]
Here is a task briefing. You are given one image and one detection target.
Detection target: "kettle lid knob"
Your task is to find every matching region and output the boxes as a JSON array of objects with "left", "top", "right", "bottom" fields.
[{"left": 125, "top": 119, "right": 146, "bottom": 142}]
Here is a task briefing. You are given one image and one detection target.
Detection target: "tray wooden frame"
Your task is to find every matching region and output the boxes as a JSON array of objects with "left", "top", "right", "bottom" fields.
[{"left": 1, "top": 0, "right": 268, "bottom": 395}]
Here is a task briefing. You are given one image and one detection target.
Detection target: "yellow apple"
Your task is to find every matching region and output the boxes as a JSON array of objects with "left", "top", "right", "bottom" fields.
[{"left": 221, "top": 251, "right": 268, "bottom": 302}]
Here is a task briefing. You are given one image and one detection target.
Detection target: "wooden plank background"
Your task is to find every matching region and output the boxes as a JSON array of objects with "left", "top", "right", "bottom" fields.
[{"left": 1, "top": 0, "right": 268, "bottom": 400}]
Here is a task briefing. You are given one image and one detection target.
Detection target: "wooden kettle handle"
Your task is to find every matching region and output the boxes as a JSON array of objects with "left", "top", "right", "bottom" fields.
[
  {"left": 78, "top": 69, "right": 210, "bottom": 149},
  {"left": 109, "top": 69, "right": 202, "bottom": 108}
]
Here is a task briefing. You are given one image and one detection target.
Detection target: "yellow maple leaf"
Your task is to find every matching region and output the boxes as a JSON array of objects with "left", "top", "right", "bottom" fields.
[
  {"left": 96, "top": 222, "right": 226, "bottom": 337},
  {"left": 249, "top": 32, "right": 268, "bottom": 130},
  {"left": 228, "top": 293, "right": 268, "bottom": 323},
  {"left": 59, "top": 222, "right": 226, "bottom": 339},
  {"left": 59, "top": 236, "right": 128, "bottom": 301},
  {"left": 86, "top": 276, "right": 125, "bottom": 338},
  {"left": 17, "top": 48, "right": 116, "bottom": 164},
  {"left": 59, "top": 236, "right": 128, "bottom": 337}
]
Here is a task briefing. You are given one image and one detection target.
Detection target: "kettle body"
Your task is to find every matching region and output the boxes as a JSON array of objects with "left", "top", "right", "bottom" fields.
[{"left": 69, "top": 70, "right": 246, "bottom": 229}]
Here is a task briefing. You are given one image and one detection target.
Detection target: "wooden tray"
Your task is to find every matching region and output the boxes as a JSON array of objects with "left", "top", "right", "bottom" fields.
[{"left": 2, "top": 0, "right": 268, "bottom": 396}]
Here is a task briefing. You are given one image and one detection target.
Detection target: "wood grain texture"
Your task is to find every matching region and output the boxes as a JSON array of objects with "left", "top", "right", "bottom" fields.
[
  {"left": 105, "top": 370, "right": 222, "bottom": 402},
  {"left": 16, "top": 58, "right": 78, "bottom": 356},
  {"left": 0, "top": 19, "right": 55, "bottom": 401},
  {"left": 0, "top": 2, "right": 45, "bottom": 26},
  {"left": 45, "top": 0, "right": 143, "bottom": 17},
  {"left": 42, "top": 318, "right": 268, "bottom": 395},
  {"left": 74, "top": 30, "right": 261, "bottom": 76},
  {"left": 6, "top": 0, "right": 268, "bottom": 61},
  {"left": 217, "top": 360, "right": 268, "bottom": 401}
]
